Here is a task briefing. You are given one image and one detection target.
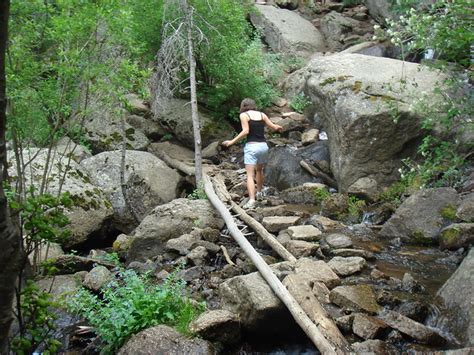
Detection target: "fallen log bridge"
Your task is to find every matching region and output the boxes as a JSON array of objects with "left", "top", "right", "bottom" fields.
[{"left": 203, "top": 173, "right": 351, "bottom": 354}]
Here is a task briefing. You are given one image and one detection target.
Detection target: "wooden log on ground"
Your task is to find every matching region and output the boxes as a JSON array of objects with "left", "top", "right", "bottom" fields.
[
  {"left": 210, "top": 173, "right": 296, "bottom": 263},
  {"left": 300, "top": 160, "right": 338, "bottom": 189},
  {"left": 284, "top": 273, "right": 351, "bottom": 352},
  {"left": 154, "top": 150, "right": 195, "bottom": 176},
  {"left": 231, "top": 201, "right": 297, "bottom": 263},
  {"left": 203, "top": 173, "right": 347, "bottom": 354}
]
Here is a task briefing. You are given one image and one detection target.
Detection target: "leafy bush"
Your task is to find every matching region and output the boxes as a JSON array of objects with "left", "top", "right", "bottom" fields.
[
  {"left": 188, "top": 183, "right": 207, "bottom": 200},
  {"left": 289, "top": 93, "right": 311, "bottom": 114},
  {"left": 375, "top": 0, "right": 473, "bottom": 188},
  {"left": 347, "top": 195, "right": 366, "bottom": 220},
  {"left": 11, "top": 281, "right": 62, "bottom": 355},
  {"left": 313, "top": 187, "right": 330, "bottom": 205},
  {"left": 67, "top": 268, "right": 205, "bottom": 354}
]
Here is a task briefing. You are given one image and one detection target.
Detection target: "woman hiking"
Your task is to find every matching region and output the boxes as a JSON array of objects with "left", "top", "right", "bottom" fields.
[{"left": 222, "top": 98, "right": 283, "bottom": 209}]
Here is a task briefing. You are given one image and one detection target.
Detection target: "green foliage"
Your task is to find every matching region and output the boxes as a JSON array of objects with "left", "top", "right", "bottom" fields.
[
  {"left": 384, "top": 0, "right": 473, "bottom": 67},
  {"left": 313, "top": 187, "right": 330, "bottom": 205},
  {"left": 67, "top": 268, "right": 205, "bottom": 354},
  {"left": 289, "top": 93, "right": 311, "bottom": 114},
  {"left": 164, "top": 0, "right": 279, "bottom": 117},
  {"left": 11, "top": 281, "right": 62, "bottom": 355},
  {"left": 9, "top": 190, "right": 72, "bottom": 248},
  {"left": 347, "top": 195, "right": 366, "bottom": 219},
  {"left": 440, "top": 204, "right": 457, "bottom": 220},
  {"left": 378, "top": 181, "right": 411, "bottom": 206},
  {"left": 7, "top": 1, "right": 152, "bottom": 147},
  {"left": 375, "top": 0, "right": 473, "bottom": 188},
  {"left": 188, "top": 183, "right": 207, "bottom": 200}
]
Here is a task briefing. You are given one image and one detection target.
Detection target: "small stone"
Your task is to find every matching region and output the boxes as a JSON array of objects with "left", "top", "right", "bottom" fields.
[
  {"left": 262, "top": 216, "right": 301, "bottom": 233},
  {"left": 329, "top": 285, "right": 381, "bottom": 314},
  {"left": 378, "top": 310, "right": 447, "bottom": 345},
  {"left": 286, "top": 240, "right": 319, "bottom": 258},
  {"left": 352, "top": 313, "right": 389, "bottom": 340},
  {"left": 128, "top": 261, "right": 157, "bottom": 274},
  {"left": 402, "top": 273, "right": 424, "bottom": 293},
  {"left": 83, "top": 266, "right": 112, "bottom": 292},
  {"left": 287, "top": 225, "right": 322, "bottom": 241},
  {"left": 439, "top": 223, "right": 474, "bottom": 250},
  {"left": 189, "top": 310, "right": 240, "bottom": 345},
  {"left": 331, "top": 248, "right": 375, "bottom": 260},
  {"left": 301, "top": 129, "right": 320, "bottom": 145},
  {"left": 327, "top": 256, "right": 367, "bottom": 276},
  {"left": 351, "top": 340, "right": 399, "bottom": 354},
  {"left": 272, "top": 97, "right": 288, "bottom": 107},
  {"left": 312, "top": 281, "right": 331, "bottom": 304},
  {"left": 325, "top": 233, "right": 353, "bottom": 249},
  {"left": 188, "top": 246, "right": 209, "bottom": 266},
  {"left": 294, "top": 258, "right": 341, "bottom": 289},
  {"left": 166, "top": 233, "right": 201, "bottom": 255},
  {"left": 309, "top": 215, "right": 345, "bottom": 231},
  {"left": 370, "top": 268, "right": 389, "bottom": 280}
]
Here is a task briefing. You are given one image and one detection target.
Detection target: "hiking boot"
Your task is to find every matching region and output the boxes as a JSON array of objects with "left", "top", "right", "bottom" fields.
[
  {"left": 243, "top": 199, "right": 257, "bottom": 209},
  {"left": 256, "top": 191, "right": 264, "bottom": 201}
]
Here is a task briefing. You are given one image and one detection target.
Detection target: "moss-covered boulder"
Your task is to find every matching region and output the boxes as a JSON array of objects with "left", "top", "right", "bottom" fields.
[
  {"left": 380, "top": 188, "right": 458, "bottom": 244},
  {"left": 150, "top": 98, "right": 232, "bottom": 149},
  {"left": 439, "top": 223, "right": 474, "bottom": 250},
  {"left": 81, "top": 150, "right": 181, "bottom": 233},
  {"left": 8, "top": 148, "right": 114, "bottom": 248}
]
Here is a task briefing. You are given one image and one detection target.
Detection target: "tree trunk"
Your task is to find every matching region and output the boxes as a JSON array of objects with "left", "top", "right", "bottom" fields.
[
  {"left": 186, "top": 2, "right": 203, "bottom": 186},
  {"left": 0, "top": 1, "right": 22, "bottom": 351}
]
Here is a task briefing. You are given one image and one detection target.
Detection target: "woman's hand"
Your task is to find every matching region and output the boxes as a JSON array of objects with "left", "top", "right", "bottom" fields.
[
  {"left": 275, "top": 124, "right": 283, "bottom": 133},
  {"left": 222, "top": 140, "right": 232, "bottom": 147}
]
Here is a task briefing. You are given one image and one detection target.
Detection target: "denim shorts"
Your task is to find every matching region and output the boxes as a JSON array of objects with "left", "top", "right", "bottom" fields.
[{"left": 244, "top": 142, "right": 269, "bottom": 165}]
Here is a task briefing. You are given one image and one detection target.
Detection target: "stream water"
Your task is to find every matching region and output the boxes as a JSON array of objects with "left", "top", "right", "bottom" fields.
[{"left": 233, "top": 218, "right": 463, "bottom": 354}]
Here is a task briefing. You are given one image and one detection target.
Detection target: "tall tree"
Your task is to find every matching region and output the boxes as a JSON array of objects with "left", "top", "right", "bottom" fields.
[
  {"left": 153, "top": 0, "right": 204, "bottom": 185},
  {"left": 0, "top": 0, "right": 22, "bottom": 352}
]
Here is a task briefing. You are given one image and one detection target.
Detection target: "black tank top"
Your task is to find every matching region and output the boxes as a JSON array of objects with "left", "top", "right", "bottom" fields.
[{"left": 246, "top": 113, "right": 266, "bottom": 143}]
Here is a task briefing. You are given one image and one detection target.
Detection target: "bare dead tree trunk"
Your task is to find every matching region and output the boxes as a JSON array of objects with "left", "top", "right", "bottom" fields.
[
  {"left": 0, "top": 1, "right": 22, "bottom": 351},
  {"left": 185, "top": 2, "right": 203, "bottom": 186}
]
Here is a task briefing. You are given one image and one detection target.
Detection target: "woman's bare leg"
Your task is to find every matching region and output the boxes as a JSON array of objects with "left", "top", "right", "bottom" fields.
[
  {"left": 245, "top": 164, "right": 256, "bottom": 200},
  {"left": 256, "top": 163, "right": 264, "bottom": 192}
]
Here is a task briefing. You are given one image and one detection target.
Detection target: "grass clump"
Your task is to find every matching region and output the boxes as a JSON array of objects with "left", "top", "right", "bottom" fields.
[
  {"left": 313, "top": 187, "right": 330, "bottom": 205},
  {"left": 67, "top": 268, "right": 205, "bottom": 354},
  {"left": 440, "top": 204, "right": 457, "bottom": 220},
  {"left": 289, "top": 92, "right": 311, "bottom": 113}
]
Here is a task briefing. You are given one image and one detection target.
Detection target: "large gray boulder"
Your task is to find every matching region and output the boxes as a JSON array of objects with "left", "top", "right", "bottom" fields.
[
  {"left": 297, "top": 53, "right": 445, "bottom": 196},
  {"left": 250, "top": 5, "right": 324, "bottom": 58},
  {"left": 117, "top": 325, "right": 215, "bottom": 355},
  {"left": 81, "top": 150, "right": 181, "bottom": 233},
  {"left": 127, "top": 199, "right": 224, "bottom": 262},
  {"left": 219, "top": 265, "right": 294, "bottom": 335},
  {"left": 437, "top": 248, "right": 474, "bottom": 347},
  {"left": 71, "top": 95, "right": 150, "bottom": 154},
  {"left": 320, "top": 11, "right": 364, "bottom": 52},
  {"left": 380, "top": 188, "right": 458, "bottom": 244},
  {"left": 362, "top": 0, "right": 392, "bottom": 24},
  {"left": 8, "top": 149, "right": 114, "bottom": 248},
  {"left": 151, "top": 98, "right": 232, "bottom": 149},
  {"left": 265, "top": 146, "right": 320, "bottom": 190}
]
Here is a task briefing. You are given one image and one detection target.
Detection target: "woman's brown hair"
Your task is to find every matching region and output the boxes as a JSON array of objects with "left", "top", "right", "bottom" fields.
[{"left": 240, "top": 98, "right": 257, "bottom": 113}]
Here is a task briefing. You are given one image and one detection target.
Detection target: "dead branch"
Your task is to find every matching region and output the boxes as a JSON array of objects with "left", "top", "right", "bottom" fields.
[{"left": 300, "top": 160, "right": 338, "bottom": 189}]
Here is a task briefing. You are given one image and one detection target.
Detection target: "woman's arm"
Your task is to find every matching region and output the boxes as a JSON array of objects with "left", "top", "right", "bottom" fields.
[
  {"left": 262, "top": 113, "right": 283, "bottom": 132},
  {"left": 222, "top": 114, "right": 250, "bottom": 147}
]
